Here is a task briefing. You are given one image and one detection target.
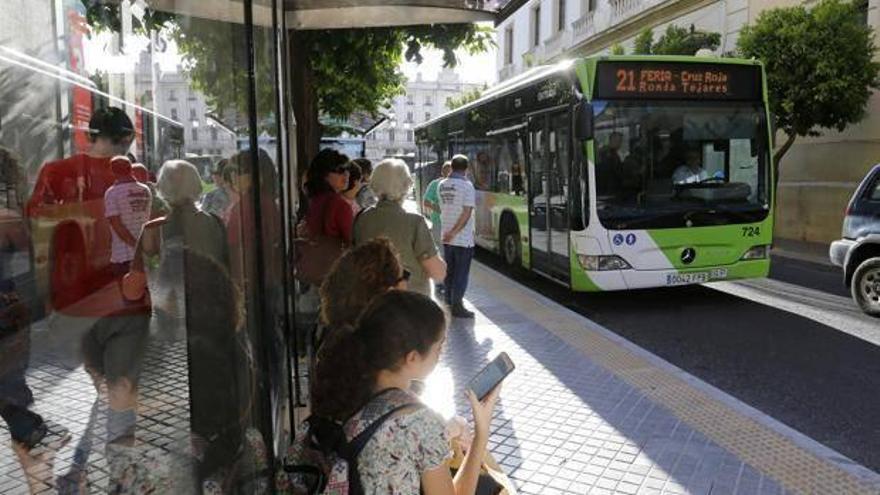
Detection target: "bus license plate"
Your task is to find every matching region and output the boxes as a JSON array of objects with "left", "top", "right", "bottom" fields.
[{"left": 666, "top": 269, "right": 728, "bottom": 286}]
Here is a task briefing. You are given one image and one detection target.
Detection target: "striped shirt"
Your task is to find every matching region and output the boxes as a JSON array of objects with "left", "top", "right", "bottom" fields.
[{"left": 105, "top": 180, "right": 152, "bottom": 263}]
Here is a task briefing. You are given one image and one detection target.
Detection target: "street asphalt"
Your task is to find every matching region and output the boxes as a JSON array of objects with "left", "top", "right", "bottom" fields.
[{"left": 475, "top": 250, "right": 880, "bottom": 473}]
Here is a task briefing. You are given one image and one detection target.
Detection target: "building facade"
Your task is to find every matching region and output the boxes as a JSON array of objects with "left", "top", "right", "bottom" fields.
[
  {"left": 495, "top": 0, "right": 879, "bottom": 245},
  {"left": 365, "top": 69, "right": 485, "bottom": 163},
  {"left": 154, "top": 70, "right": 239, "bottom": 159}
]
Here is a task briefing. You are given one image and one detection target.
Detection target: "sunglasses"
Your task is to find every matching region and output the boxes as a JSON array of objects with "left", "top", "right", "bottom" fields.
[{"left": 397, "top": 269, "right": 411, "bottom": 284}]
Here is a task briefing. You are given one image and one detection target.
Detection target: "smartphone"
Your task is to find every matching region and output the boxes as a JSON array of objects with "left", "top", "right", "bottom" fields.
[{"left": 468, "top": 352, "right": 515, "bottom": 401}]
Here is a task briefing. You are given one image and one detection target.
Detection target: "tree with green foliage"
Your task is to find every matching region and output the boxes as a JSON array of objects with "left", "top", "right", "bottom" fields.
[
  {"left": 292, "top": 26, "right": 493, "bottom": 162},
  {"left": 446, "top": 85, "right": 486, "bottom": 110},
  {"left": 652, "top": 25, "right": 720, "bottom": 55},
  {"left": 633, "top": 28, "right": 653, "bottom": 55},
  {"left": 737, "top": 0, "right": 880, "bottom": 171},
  {"left": 610, "top": 43, "right": 626, "bottom": 55},
  {"left": 82, "top": 2, "right": 493, "bottom": 164}
]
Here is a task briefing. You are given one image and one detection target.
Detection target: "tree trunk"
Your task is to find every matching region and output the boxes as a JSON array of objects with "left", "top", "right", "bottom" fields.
[
  {"left": 772, "top": 131, "right": 797, "bottom": 191},
  {"left": 289, "top": 31, "right": 321, "bottom": 178}
]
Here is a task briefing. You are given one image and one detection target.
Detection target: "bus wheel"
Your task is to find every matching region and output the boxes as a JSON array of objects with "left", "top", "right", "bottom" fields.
[
  {"left": 501, "top": 222, "right": 521, "bottom": 267},
  {"left": 50, "top": 230, "right": 88, "bottom": 309},
  {"left": 852, "top": 257, "right": 880, "bottom": 317}
]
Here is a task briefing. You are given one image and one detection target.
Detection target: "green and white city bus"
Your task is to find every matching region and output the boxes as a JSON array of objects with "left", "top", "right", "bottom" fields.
[{"left": 415, "top": 56, "right": 774, "bottom": 291}]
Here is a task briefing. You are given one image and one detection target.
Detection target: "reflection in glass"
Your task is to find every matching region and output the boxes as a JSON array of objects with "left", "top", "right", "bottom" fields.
[{"left": 1, "top": 0, "right": 288, "bottom": 491}]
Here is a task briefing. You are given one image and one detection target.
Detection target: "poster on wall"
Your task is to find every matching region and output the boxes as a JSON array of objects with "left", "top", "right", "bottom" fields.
[{"left": 67, "top": 5, "right": 92, "bottom": 154}]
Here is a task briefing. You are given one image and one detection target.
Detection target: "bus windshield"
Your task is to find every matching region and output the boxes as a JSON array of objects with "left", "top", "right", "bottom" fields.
[{"left": 591, "top": 100, "right": 771, "bottom": 229}]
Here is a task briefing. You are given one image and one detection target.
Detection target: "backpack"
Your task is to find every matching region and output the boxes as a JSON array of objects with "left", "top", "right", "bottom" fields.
[{"left": 278, "top": 388, "right": 422, "bottom": 495}]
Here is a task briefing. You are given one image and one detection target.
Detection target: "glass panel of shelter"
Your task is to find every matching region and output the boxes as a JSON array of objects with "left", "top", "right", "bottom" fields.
[{"left": 0, "top": 0, "right": 288, "bottom": 491}]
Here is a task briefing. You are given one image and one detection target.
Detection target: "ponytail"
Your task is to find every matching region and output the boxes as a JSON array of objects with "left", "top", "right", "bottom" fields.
[
  {"left": 310, "top": 326, "right": 371, "bottom": 420},
  {"left": 310, "top": 291, "right": 447, "bottom": 421}
]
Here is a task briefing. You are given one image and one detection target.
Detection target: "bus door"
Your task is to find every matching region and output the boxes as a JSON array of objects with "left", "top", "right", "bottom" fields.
[{"left": 528, "top": 109, "right": 571, "bottom": 283}]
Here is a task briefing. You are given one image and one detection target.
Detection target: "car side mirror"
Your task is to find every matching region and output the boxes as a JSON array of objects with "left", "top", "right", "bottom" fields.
[{"left": 575, "top": 101, "right": 593, "bottom": 141}]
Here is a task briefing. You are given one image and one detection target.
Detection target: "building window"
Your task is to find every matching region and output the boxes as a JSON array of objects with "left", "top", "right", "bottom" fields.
[
  {"left": 425, "top": 112, "right": 432, "bottom": 121},
  {"left": 504, "top": 26, "right": 514, "bottom": 65},
  {"left": 190, "top": 107, "right": 197, "bottom": 120},
  {"left": 406, "top": 95, "right": 414, "bottom": 105},
  {"left": 171, "top": 108, "right": 178, "bottom": 120},
  {"left": 389, "top": 129, "right": 396, "bottom": 142},
  {"left": 587, "top": 0, "right": 596, "bottom": 13},
  {"left": 407, "top": 130, "right": 414, "bottom": 142},
  {"left": 425, "top": 96, "right": 433, "bottom": 106},
  {"left": 558, "top": 0, "right": 566, "bottom": 31},
  {"left": 168, "top": 89, "right": 177, "bottom": 101},
  {"left": 211, "top": 127, "right": 218, "bottom": 141},
  {"left": 532, "top": 5, "right": 541, "bottom": 47},
  {"left": 192, "top": 127, "right": 199, "bottom": 141},
  {"left": 406, "top": 111, "right": 414, "bottom": 123}
]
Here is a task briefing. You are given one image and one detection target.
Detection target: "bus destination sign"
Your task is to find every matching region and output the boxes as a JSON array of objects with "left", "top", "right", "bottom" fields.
[{"left": 594, "top": 62, "right": 762, "bottom": 100}]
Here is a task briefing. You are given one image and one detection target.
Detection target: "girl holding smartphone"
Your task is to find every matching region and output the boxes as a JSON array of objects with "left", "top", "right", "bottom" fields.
[{"left": 310, "top": 290, "right": 501, "bottom": 495}]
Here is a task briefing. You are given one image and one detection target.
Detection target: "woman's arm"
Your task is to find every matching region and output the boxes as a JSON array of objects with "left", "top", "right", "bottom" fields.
[
  {"left": 420, "top": 255, "right": 446, "bottom": 282},
  {"left": 422, "top": 387, "right": 502, "bottom": 495}
]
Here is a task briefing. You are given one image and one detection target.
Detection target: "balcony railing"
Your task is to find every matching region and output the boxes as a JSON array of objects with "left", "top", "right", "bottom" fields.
[
  {"left": 611, "top": 0, "right": 646, "bottom": 23},
  {"left": 571, "top": 12, "right": 595, "bottom": 42}
]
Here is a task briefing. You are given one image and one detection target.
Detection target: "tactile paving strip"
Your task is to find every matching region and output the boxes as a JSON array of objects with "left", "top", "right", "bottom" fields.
[{"left": 469, "top": 263, "right": 880, "bottom": 495}]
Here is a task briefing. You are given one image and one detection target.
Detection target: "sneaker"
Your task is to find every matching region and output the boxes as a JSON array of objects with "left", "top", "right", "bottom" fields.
[{"left": 451, "top": 305, "right": 475, "bottom": 319}]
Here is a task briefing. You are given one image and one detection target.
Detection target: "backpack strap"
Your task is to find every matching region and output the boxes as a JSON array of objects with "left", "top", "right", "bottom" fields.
[{"left": 342, "top": 401, "right": 424, "bottom": 495}]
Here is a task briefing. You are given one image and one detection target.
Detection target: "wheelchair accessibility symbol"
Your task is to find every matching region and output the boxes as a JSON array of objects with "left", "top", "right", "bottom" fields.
[{"left": 613, "top": 234, "right": 624, "bottom": 246}]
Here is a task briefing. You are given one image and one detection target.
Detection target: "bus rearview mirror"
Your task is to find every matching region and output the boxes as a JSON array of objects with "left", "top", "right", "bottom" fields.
[{"left": 575, "top": 102, "right": 593, "bottom": 141}]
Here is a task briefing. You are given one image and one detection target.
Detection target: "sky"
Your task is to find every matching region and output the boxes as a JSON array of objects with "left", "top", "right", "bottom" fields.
[{"left": 400, "top": 45, "right": 497, "bottom": 86}]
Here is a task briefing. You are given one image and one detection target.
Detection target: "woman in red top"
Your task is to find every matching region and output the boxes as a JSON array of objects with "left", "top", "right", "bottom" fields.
[{"left": 303, "top": 149, "right": 354, "bottom": 244}]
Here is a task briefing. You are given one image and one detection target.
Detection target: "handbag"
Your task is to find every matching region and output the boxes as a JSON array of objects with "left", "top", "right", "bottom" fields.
[{"left": 294, "top": 197, "right": 347, "bottom": 286}]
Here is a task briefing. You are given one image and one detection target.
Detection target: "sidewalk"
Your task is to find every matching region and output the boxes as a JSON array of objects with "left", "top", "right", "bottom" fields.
[
  {"left": 0, "top": 332, "right": 195, "bottom": 494},
  {"left": 421, "top": 262, "right": 880, "bottom": 495},
  {"left": 4, "top": 260, "right": 880, "bottom": 494}
]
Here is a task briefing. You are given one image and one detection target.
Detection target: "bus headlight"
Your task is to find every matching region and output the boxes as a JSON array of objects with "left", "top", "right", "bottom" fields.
[
  {"left": 578, "top": 255, "right": 632, "bottom": 271},
  {"left": 740, "top": 245, "right": 769, "bottom": 260}
]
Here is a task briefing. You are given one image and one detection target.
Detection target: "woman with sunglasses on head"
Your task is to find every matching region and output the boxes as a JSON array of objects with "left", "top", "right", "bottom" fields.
[{"left": 317, "top": 238, "right": 408, "bottom": 351}]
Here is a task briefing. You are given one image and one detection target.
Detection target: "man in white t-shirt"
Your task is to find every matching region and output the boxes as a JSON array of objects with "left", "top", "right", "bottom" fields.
[
  {"left": 104, "top": 156, "right": 152, "bottom": 276},
  {"left": 439, "top": 154, "right": 476, "bottom": 318}
]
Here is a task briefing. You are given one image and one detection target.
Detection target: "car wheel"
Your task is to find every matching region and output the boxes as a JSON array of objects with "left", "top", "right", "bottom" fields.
[
  {"left": 501, "top": 224, "right": 521, "bottom": 267},
  {"left": 851, "top": 257, "right": 880, "bottom": 317}
]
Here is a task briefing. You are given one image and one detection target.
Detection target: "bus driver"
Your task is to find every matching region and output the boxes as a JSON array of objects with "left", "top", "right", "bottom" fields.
[{"left": 672, "top": 148, "right": 709, "bottom": 185}]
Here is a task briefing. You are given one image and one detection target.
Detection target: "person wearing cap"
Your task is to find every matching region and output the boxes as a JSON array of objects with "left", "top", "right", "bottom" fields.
[
  {"left": 26, "top": 108, "right": 154, "bottom": 488},
  {"left": 104, "top": 156, "right": 152, "bottom": 278}
]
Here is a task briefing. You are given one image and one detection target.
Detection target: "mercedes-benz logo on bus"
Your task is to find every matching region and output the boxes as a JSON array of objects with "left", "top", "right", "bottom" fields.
[{"left": 681, "top": 248, "right": 697, "bottom": 265}]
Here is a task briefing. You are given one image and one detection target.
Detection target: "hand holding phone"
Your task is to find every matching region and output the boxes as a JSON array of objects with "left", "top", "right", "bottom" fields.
[{"left": 468, "top": 352, "right": 515, "bottom": 402}]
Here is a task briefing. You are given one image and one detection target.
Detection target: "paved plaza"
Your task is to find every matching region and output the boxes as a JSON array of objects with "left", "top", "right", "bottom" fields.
[{"left": 3, "top": 262, "right": 880, "bottom": 494}]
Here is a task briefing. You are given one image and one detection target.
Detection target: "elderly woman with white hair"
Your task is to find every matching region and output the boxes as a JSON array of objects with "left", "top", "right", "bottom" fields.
[
  {"left": 126, "top": 160, "right": 229, "bottom": 336},
  {"left": 353, "top": 158, "right": 446, "bottom": 296}
]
